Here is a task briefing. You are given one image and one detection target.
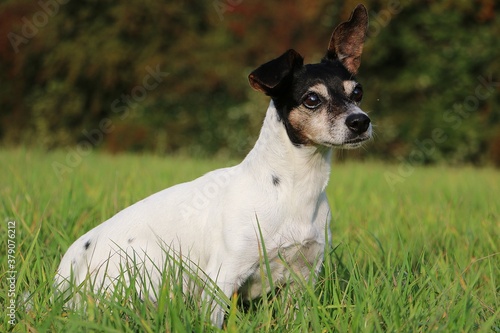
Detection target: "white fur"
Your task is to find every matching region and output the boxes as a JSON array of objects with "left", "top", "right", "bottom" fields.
[
  {"left": 343, "top": 80, "right": 357, "bottom": 95},
  {"left": 55, "top": 101, "right": 332, "bottom": 327}
]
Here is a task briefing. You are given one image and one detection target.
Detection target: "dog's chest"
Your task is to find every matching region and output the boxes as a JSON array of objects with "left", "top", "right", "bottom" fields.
[
  {"left": 238, "top": 236, "right": 324, "bottom": 300},
  {"left": 235, "top": 193, "right": 329, "bottom": 300}
]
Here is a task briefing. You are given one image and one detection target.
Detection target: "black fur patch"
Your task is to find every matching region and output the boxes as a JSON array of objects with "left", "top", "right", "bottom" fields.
[
  {"left": 84, "top": 240, "right": 91, "bottom": 250},
  {"left": 272, "top": 175, "right": 280, "bottom": 186}
]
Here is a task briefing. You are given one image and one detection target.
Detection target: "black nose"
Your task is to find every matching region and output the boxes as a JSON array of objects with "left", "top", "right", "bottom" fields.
[{"left": 345, "top": 113, "right": 371, "bottom": 135}]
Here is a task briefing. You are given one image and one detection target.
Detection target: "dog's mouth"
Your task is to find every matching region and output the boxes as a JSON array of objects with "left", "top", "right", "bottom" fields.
[
  {"left": 344, "top": 136, "right": 369, "bottom": 144},
  {"left": 326, "top": 135, "right": 371, "bottom": 149},
  {"left": 341, "top": 139, "right": 367, "bottom": 149}
]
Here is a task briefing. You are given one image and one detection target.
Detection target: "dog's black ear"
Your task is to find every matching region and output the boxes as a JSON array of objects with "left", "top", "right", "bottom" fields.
[
  {"left": 248, "top": 49, "right": 304, "bottom": 96},
  {"left": 324, "top": 4, "right": 368, "bottom": 75}
]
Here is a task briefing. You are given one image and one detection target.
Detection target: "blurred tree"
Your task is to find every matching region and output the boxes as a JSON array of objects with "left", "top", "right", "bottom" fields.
[
  {"left": 0, "top": 0, "right": 498, "bottom": 165},
  {"left": 361, "top": 0, "right": 499, "bottom": 165}
]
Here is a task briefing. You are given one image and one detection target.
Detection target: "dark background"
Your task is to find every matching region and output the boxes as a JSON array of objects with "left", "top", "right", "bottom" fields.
[{"left": 1, "top": 0, "right": 499, "bottom": 165}]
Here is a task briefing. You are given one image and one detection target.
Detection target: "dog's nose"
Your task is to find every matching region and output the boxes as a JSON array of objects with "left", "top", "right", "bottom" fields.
[{"left": 345, "top": 113, "right": 371, "bottom": 135}]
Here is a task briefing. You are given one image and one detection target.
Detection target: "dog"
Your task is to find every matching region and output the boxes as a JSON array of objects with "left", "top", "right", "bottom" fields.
[{"left": 55, "top": 4, "right": 371, "bottom": 327}]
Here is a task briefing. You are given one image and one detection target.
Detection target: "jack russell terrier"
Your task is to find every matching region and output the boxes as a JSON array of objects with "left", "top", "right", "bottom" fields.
[{"left": 55, "top": 4, "right": 371, "bottom": 327}]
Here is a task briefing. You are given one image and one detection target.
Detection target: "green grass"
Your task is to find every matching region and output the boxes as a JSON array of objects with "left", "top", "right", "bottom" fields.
[{"left": 1, "top": 148, "right": 499, "bottom": 332}]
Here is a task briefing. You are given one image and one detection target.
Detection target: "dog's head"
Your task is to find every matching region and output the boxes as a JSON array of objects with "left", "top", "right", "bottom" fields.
[{"left": 249, "top": 4, "right": 371, "bottom": 149}]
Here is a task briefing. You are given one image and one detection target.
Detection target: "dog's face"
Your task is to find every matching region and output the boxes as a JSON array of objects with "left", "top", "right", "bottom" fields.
[{"left": 249, "top": 4, "right": 372, "bottom": 149}]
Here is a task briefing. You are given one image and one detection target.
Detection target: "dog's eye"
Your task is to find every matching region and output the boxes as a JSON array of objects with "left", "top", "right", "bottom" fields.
[
  {"left": 351, "top": 85, "right": 363, "bottom": 102},
  {"left": 303, "top": 93, "right": 322, "bottom": 109}
]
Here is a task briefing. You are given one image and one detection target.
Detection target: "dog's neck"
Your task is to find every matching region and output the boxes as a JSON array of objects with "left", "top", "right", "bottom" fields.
[{"left": 242, "top": 101, "right": 332, "bottom": 201}]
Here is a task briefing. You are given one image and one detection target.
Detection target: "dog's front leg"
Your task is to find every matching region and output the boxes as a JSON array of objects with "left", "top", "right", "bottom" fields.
[
  {"left": 209, "top": 302, "right": 225, "bottom": 328},
  {"left": 199, "top": 264, "right": 240, "bottom": 328},
  {"left": 203, "top": 279, "right": 238, "bottom": 328}
]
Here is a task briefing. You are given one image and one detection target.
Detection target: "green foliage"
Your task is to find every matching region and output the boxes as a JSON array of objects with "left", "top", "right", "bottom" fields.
[
  {"left": 362, "top": 0, "right": 500, "bottom": 165},
  {"left": 1, "top": 149, "right": 499, "bottom": 331},
  {"left": 0, "top": 0, "right": 498, "bottom": 164}
]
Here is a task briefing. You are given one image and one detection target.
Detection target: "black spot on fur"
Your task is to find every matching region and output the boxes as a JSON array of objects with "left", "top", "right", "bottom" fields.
[
  {"left": 128, "top": 238, "right": 135, "bottom": 244},
  {"left": 84, "top": 240, "right": 91, "bottom": 250},
  {"left": 272, "top": 175, "right": 280, "bottom": 186}
]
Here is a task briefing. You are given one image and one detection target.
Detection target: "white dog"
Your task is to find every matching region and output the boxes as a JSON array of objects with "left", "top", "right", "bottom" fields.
[{"left": 55, "top": 4, "right": 371, "bottom": 327}]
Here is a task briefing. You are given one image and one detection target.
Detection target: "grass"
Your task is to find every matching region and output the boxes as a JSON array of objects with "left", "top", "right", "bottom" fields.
[{"left": 1, "top": 148, "right": 499, "bottom": 332}]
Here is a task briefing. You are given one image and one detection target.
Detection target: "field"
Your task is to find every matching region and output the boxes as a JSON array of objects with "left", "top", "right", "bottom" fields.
[{"left": 1, "top": 148, "right": 499, "bottom": 332}]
